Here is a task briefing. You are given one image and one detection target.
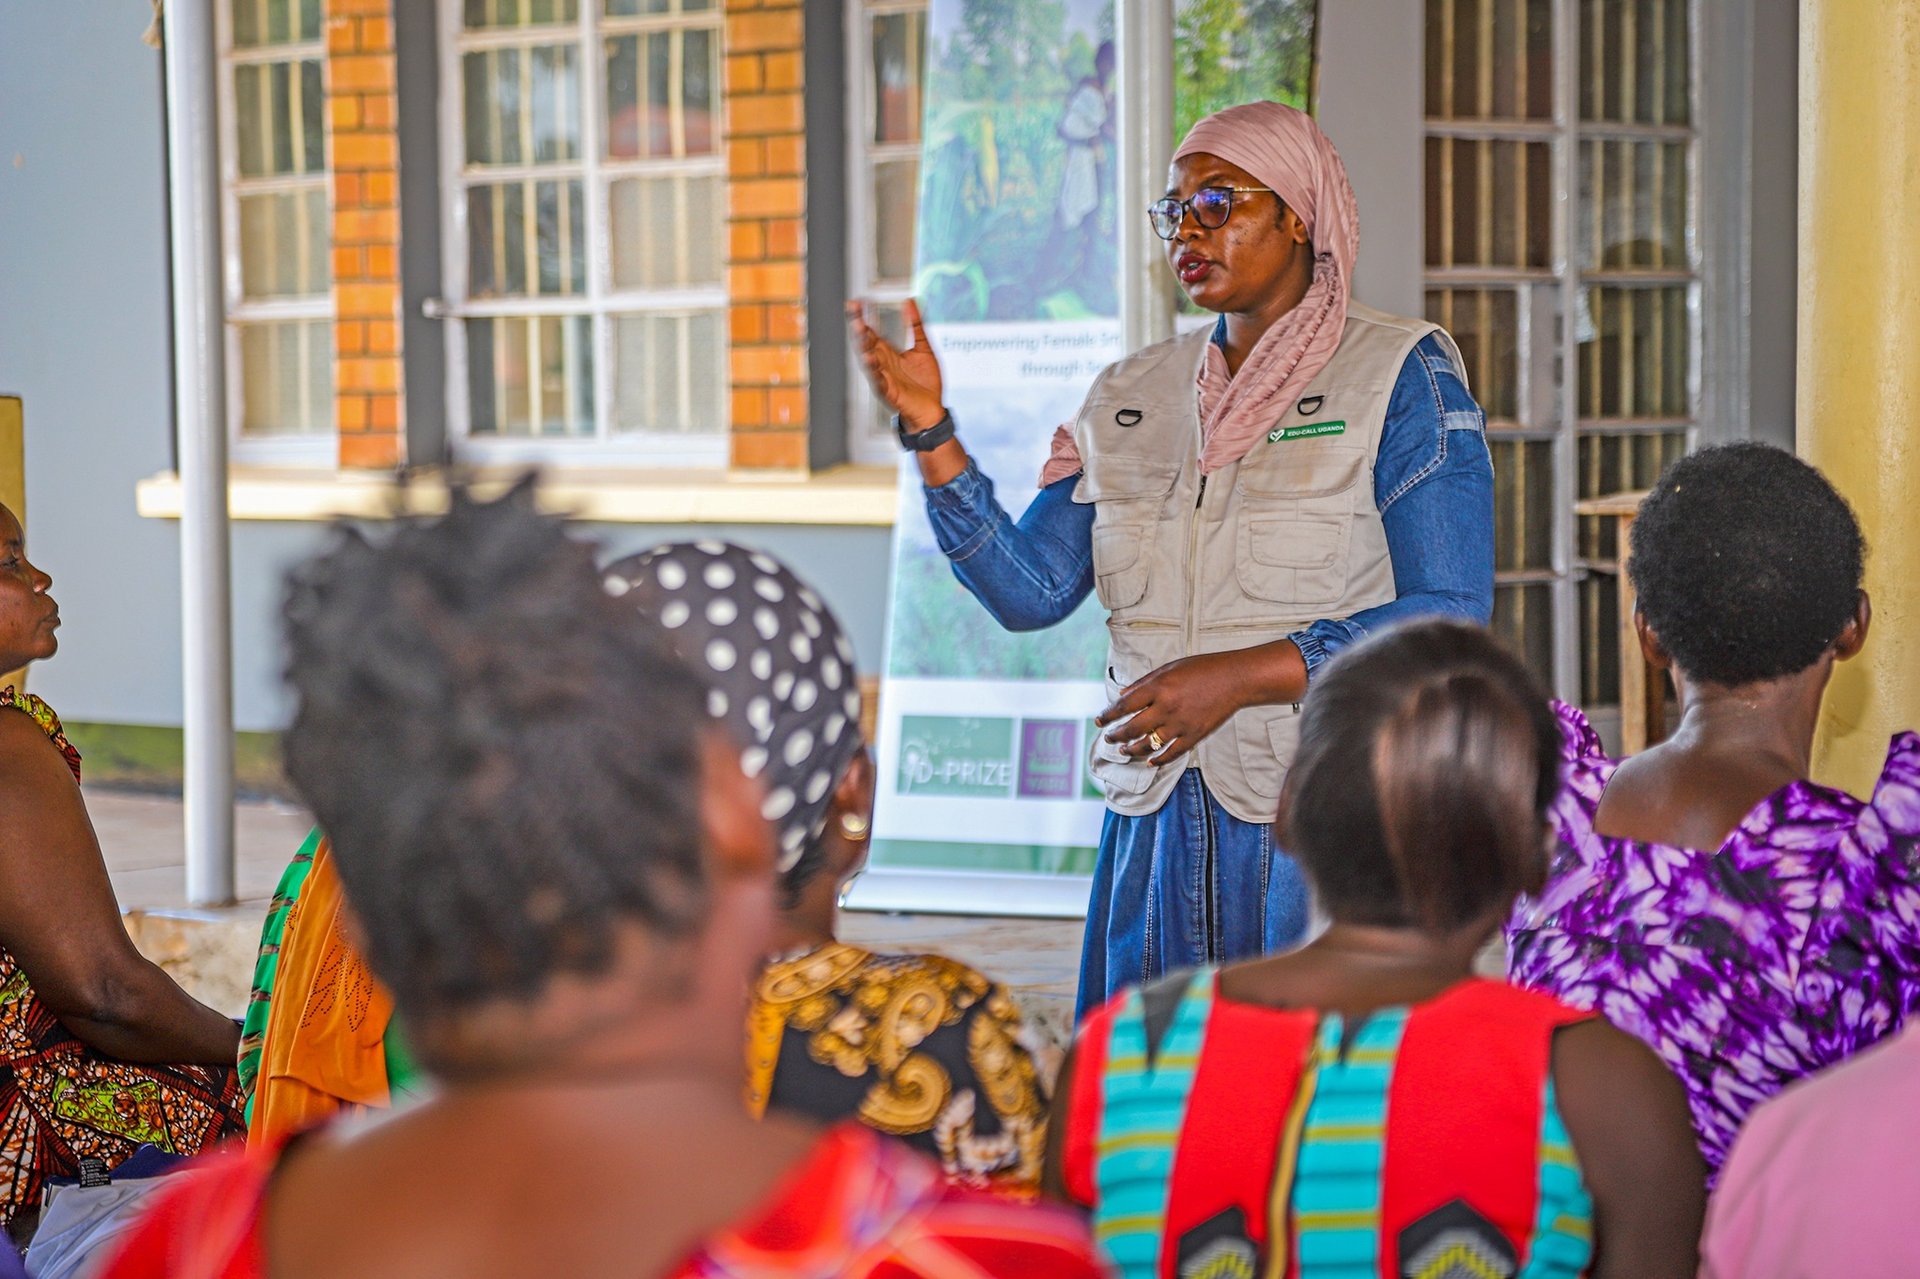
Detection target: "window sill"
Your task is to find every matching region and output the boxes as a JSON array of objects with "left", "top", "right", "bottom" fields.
[{"left": 134, "top": 465, "right": 902, "bottom": 528}]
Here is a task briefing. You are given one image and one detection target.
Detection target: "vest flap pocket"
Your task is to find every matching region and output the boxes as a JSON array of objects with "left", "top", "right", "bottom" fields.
[
  {"left": 1247, "top": 515, "right": 1343, "bottom": 570},
  {"left": 1088, "top": 731, "right": 1156, "bottom": 795},
  {"left": 1092, "top": 527, "right": 1149, "bottom": 609},
  {"left": 1237, "top": 515, "right": 1351, "bottom": 608},
  {"left": 1077, "top": 455, "right": 1181, "bottom": 504},
  {"left": 1239, "top": 446, "right": 1366, "bottom": 500}
]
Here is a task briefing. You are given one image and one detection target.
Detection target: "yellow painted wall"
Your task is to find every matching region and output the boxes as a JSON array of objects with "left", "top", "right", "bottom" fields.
[
  {"left": 0, "top": 397, "right": 21, "bottom": 693},
  {"left": 1800, "top": 3, "right": 1920, "bottom": 796}
]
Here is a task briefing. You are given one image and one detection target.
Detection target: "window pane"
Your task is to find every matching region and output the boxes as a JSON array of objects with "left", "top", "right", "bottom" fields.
[
  {"left": 235, "top": 0, "right": 278, "bottom": 47},
  {"left": 464, "top": 0, "right": 579, "bottom": 29},
  {"left": 1577, "top": 285, "right": 1689, "bottom": 420},
  {"left": 1425, "top": 288, "right": 1520, "bottom": 423},
  {"left": 1489, "top": 438, "right": 1553, "bottom": 573},
  {"left": 1425, "top": 0, "right": 1553, "bottom": 121},
  {"left": 682, "top": 28, "right": 718, "bottom": 154},
  {"left": 234, "top": 59, "right": 324, "bottom": 178},
  {"left": 605, "top": 29, "right": 719, "bottom": 160},
  {"left": 609, "top": 175, "right": 722, "bottom": 289},
  {"left": 232, "top": 0, "right": 324, "bottom": 49},
  {"left": 872, "top": 159, "right": 919, "bottom": 285},
  {"left": 1423, "top": 137, "right": 1551, "bottom": 269},
  {"left": 1493, "top": 582, "right": 1555, "bottom": 688},
  {"left": 463, "top": 44, "right": 581, "bottom": 167},
  {"left": 611, "top": 311, "right": 725, "bottom": 434},
  {"left": 871, "top": 12, "right": 927, "bottom": 145},
  {"left": 465, "top": 179, "right": 586, "bottom": 297},
  {"left": 1579, "top": 0, "right": 1690, "bottom": 125},
  {"left": 238, "top": 320, "right": 333, "bottom": 436},
  {"left": 1578, "top": 573, "right": 1620, "bottom": 706},
  {"left": 465, "top": 315, "right": 595, "bottom": 436},
  {"left": 607, "top": 0, "right": 715, "bottom": 13},
  {"left": 1578, "top": 139, "right": 1689, "bottom": 272},
  {"left": 239, "top": 186, "right": 330, "bottom": 298}
]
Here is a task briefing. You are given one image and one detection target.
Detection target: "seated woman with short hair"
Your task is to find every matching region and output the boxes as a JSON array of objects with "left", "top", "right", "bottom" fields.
[
  {"left": 0, "top": 502, "right": 241, "bottom": 1233},
  {"left": 1048, "top": 619, "right": 1704, "bottom": 1279},
  {"left": 607, "top": 543, "right": 1056, "bottom": 1197},
  {"left": 1508, "top": 442, "right": 1920, "bottom": 1181},
  {"left": 101, "top": 485, "right": 1103, "bottom": 1278}
]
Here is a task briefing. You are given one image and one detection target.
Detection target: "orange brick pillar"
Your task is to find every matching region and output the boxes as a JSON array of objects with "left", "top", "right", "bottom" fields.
[
  {"left": 724, "top": 0, "right": 810, "bottom": 471},
  {"left": 325, "top": 0, "right": 404, "bottom": 470}
]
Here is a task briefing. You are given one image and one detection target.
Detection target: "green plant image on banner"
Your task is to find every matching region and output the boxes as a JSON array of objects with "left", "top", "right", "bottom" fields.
[{"left": 866, "top": 0, "right": 1318, "bottom": 905}]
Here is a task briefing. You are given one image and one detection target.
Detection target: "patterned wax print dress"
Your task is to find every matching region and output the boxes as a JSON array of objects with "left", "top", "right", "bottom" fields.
[
  {"left": 1508, "top": 701, "right": 1920, "bottom": 1180},
  {"left": 0, "top": 689, "right": 243, "bottom": 1225},
  {"left": 1061, "top": 970, "right": 1596, "bottom": 1279},
  {"left": 96, "top": 1123, "right": 1109, "bottom": 1279},
  {"left": 745, "top": 942, "right": 1058, "bottom": 1198}
]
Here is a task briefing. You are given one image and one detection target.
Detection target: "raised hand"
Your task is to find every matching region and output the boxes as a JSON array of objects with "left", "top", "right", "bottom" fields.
[{"left": 847, "top": 298, "right": 946, "bottom": 431}]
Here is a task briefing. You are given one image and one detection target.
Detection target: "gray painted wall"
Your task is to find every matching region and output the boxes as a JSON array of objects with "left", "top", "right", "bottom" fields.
[
  {"left": 1316, "top": 0, "right": 1425, "bottom": 317},
  {"left": 0, "top": 8, "right": 188, "bottom": 728},
  {"left": 0, "top": 3, "right": 1797, "bottom": 734}
]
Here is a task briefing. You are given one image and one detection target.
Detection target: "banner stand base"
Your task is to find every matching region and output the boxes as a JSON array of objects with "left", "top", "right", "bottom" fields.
[{"left": 841, "top": 868, "right": 1091, "bottom": 920}]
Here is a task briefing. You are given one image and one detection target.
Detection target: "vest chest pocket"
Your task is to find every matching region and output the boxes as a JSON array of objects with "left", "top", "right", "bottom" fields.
[
  {"left": 1078, "top": 455, "right": 1180, "bottom": 612},
  {"left": 1234, "top": 446, "right": 1367, "bottom": 611}
]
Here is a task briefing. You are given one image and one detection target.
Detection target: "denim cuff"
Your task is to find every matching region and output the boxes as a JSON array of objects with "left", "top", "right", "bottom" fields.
[
  {"left": 1289, "top": 630, "right": 1331, "bottom": 680},
  {"left": 922, "top": 459, "right": 996, "bottom": 559},
  {"left": 923, "top": 457, "right": 987, "bottom": 506}
]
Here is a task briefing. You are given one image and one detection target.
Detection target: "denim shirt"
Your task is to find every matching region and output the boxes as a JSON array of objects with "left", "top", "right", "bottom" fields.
[{"left": 921, "top": 330, "right": 1495, "bottom": 679}]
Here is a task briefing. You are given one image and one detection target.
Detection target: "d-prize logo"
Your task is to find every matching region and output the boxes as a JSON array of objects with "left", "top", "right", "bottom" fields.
[
  {"left": 897, "top": 716, "right": 1095, "bottom": 801},
  {"left": 897, "top": 716, "right": 1016, "bottom": 797}
]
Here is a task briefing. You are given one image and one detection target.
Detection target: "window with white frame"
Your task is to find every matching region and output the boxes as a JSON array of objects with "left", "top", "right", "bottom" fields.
[
  {"left": 845, "top": 0, "right": 928, "bottom": 463},
  {"left": 441, "top": 0, "right": 726, "bottom": 462},
  {"left": 220, "top": 0, "right": 336, "bottom": 457},
  {"left": 1424, "top": 0, "right": 1697, "bottom": 711}
]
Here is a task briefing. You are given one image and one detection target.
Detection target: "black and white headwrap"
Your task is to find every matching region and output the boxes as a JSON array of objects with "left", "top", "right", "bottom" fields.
[{"left": 603, "top": 541, "right": 863, "bottom": 875}]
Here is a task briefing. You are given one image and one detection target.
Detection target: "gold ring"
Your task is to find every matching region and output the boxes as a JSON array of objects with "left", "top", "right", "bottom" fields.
[{"left": 1148, "top": 730, "right": 1166, "bottom": 752}]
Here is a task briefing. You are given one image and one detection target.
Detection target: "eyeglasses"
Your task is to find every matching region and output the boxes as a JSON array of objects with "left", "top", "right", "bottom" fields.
[{"left": 1148, "top": 186, "right": 1278, "bottom": 240}]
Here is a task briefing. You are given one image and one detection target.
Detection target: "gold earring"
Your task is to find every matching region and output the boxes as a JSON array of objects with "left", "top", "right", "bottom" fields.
[{"left": 839, "top": 813, "right": 870, "bottom": 840}]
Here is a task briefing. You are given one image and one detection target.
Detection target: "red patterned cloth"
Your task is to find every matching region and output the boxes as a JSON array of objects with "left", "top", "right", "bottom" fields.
[
  {"left": 0, "top": 691, "right": 243, "bottom": 1225},
  {"left": 99, "top": 1122, "right": 1106, "bottom": 1277}
]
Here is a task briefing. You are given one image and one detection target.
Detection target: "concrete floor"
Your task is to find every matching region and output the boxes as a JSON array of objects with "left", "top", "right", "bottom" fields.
[{"left": 88, "top": 788, "right": 1086, "bottom": 1031}]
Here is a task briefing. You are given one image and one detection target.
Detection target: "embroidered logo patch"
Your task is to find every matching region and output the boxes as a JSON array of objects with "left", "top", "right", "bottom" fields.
[{"left": 1268, "top": 420, "right": 1346, "bottom": 443}]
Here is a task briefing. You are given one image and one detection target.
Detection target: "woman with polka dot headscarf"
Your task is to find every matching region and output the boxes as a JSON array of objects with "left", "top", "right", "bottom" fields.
[{"left": 607, "top": 541, "right": 1058, "bottom": 1198}]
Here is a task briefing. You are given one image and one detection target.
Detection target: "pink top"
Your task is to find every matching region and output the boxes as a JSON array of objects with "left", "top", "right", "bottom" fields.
[{"left": 1701, "top": 1023, "right": 1920, "bottom": 1277}]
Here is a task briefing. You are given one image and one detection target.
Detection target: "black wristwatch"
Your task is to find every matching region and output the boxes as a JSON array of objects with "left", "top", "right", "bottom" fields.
[{"left": 895, "top": 409, "right": 957, "bottom": 452}]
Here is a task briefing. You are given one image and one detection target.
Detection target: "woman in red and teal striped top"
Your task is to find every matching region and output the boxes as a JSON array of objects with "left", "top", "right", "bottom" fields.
[{"left": 1045, "top": 620, "right": 1705, "bottom": 1278}]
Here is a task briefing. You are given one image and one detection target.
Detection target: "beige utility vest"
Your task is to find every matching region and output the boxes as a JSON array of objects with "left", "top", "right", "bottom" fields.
[{"left": 1071, "top": 301, "right": 1458, "bottom": 823}]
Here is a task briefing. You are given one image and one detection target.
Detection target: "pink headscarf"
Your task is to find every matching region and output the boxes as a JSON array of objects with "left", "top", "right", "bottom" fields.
[{"left": 1039, "top": 101, "right": 1360, "bottom": 486}]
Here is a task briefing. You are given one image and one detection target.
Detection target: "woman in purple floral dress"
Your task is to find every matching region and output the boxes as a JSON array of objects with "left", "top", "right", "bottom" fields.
[{"left": 1508, "top": 443, "right": 1920, "bottom": 1181}]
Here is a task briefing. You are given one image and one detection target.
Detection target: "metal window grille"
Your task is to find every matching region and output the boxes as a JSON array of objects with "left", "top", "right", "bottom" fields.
[
  {"left": 438, "top": 0, "right": 728, "bottom": 464},
  {"left": 218, "top": 0, "right": 337, "bottom": 460},
  {"left": 1424, "top": 0, "right": 1698, "bottom": 711}
]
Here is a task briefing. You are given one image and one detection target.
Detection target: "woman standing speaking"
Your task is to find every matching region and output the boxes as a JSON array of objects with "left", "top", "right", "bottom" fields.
[{"left": 851, "top": 102, "right": 1494, "bottom": 1016}]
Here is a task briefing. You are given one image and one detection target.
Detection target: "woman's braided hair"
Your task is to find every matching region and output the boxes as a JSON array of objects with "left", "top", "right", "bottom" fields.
[{"left": 280, "top": 479, "right": 708, "bottom": 1018}]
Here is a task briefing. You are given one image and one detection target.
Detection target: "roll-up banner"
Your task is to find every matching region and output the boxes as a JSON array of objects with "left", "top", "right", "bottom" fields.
[{"left": 852, "top": 0, "right": 1319, "bottom": 918}]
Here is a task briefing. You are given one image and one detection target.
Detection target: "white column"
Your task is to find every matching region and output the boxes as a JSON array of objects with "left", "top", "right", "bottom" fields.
[
  {"left": 1116, "top": 0, "right": 1175, "bottom": 355},
  {"left": 162, "top": 0, "right": 237, "bottom": 906}
]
